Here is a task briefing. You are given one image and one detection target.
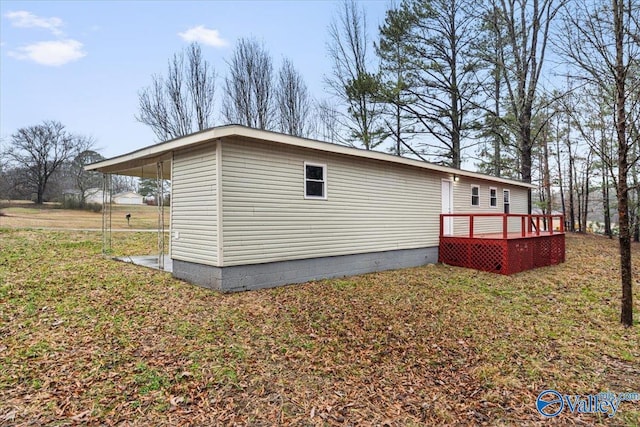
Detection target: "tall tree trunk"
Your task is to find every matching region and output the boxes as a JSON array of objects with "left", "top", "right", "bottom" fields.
[
  {"left": 555, "top": 134, "right": 566, "bottom": 230},
  {"left": 542, "top": 123, "right": 552, "bottom": 229},
  {"left": 613, "top": 0, "right": 632, "bottom": 327},
  {"left": 568, "top": 150, "right": 575, "bottom": 232},
  {"left": 493, "top": 63, "right": 501, "bottom": 177},
  {"left": 576, "top": 170, "right": 582, "bottom": 232},
  {"left": 396, "top": 96, "right": 401, "bottom": 156},
  {"left": 601, "top": 109, "right": 613, "bottom": 238},
  {"left": 581, "top": 154, "right": 591, "bottom": 233},
  {"left": 634, "top": 189, "right": 640, "bottom": 243},
  {"left": 36, "top": 188, "right": 44, "bottom": 204},
  {"left": 603, "top": 172, "right": 612, "bottom": 238},
  {"left": 632, "top": 140, "right": 640, "bottom": 242},
  {"left": 520, "top": 114, "right": 533, "bottom": 214}
]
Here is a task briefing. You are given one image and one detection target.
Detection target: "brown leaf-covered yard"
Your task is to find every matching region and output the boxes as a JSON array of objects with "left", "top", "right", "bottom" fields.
[{"left": 0, "top": 227, "right": 639, "bottom": 426}]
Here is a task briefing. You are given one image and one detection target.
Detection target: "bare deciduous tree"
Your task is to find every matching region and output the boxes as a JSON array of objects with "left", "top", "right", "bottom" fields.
[
  {"left": 313, "top": 99, "right": 342, "bottom": 144},
  {"left": 3, "top": 121, "right": 92, "bottom": 204},
  {"left": 222, "top": 38, "right": 275, "bottom": 130},
  {"left": 491, "top": 0, "right": 564, "bottom": 197},
  {"left": 559, "top": 0, "right": 640, "bottom": 327},
  {"left": 326, "top": 0, "right": 384, "bottom": 149},
  {"left": 71, "top": 150, "right": 104, "bottom": 205},
  {"left": 137, "top": 43, "right": 216, "bottom": 140},
  {"left": 276, "top": 58, "right": 312, "bottom": 137},
  {"left": 0, "top": 138, "right": 9, "bottom": 202}
]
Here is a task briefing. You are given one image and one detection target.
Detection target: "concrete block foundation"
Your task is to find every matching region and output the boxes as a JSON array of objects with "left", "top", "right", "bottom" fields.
[{"left": 172, "top": 246, "right": 439, "bottom": 292}]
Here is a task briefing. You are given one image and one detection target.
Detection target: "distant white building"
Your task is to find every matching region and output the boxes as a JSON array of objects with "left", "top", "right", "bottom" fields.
[
  {"left": 113, "top": 191, "right": 143, "bottom": 205},
  {"left": 85, "top": 188, "right": 104, "bottom": 204},
  {"left": 83, "top": 188, "right": 143, "bottom": 205}
]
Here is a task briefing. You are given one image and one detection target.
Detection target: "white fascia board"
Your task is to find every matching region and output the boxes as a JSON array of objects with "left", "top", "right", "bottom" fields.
[{"left": 85, "top": 125, "right": 536, "bottom": 189}]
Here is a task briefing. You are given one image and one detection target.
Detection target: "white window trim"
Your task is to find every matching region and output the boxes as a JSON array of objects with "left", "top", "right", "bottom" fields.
[
  {"left": 471, "top": 184, "right": 480, "bottom": 207},
  {"left": 303, "top": 162, "right": 327, "bottom": 200},
  {"left": 489, "top": 187, "right": 498, "bottom": 208}
]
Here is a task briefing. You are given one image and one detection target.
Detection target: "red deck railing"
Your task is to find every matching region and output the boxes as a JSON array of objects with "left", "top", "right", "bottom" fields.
[
  {"left": 440, "top": 213, "right": 565, "bottom": 239},
  {"left": 439, "top": 213, "right": 565, "bottom": 275}
]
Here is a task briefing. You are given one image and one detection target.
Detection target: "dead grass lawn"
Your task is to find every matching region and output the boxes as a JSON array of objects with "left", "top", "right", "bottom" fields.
[
  {"left": 0, "top": 202, "right": 167, "bottom": 230},
  {"left": 0, "top": 230, "right": 638, "bottom": 426}
]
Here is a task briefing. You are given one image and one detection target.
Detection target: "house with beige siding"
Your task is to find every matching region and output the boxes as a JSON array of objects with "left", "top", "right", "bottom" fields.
[{"left": 86, "top": 125, "right": 535, "bottom": 291}]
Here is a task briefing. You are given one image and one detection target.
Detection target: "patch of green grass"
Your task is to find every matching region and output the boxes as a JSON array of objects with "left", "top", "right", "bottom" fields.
[
  {"left": 332, "top": 280, "right": 358, "bottom": 290},
  {"left": 213, "top": 366, "right": 239, "bottom": 385},
  {"left": 22, "top": 341, "right": 51, "bottom": 358},
  {"left": 134, "top": 363, "right": 170, "bottom": 395}
]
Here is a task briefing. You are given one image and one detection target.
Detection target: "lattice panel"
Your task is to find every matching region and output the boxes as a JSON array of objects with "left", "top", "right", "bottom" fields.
[
  {"left": 549, "top": 235, "right": 565, "bottom": 264},
  {"left": 439, "top": 240, "right": 469, "bottom": 268},
  {"left": 440, "top": 234, "right": 565, "bottom": 275},
  {"left": 506, "top": 241, "right": 532, "bottom": 274},
  {"left": 470, "top": 240, "right": 506, "bottom": 273},
  {"left": 534, "top": 239, "right": 551, "bottom": 268},
  {"left": 439, "top": 238, "right": 507, "bottom": 274}
]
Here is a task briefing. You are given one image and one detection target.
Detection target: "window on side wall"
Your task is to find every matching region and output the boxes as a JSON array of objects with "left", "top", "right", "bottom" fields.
[
  {"left": 304, "top": 162, "right": 327, "bottom": 199},
  {"left": 489, "top": 187, "right": 497, "bottom": 207},
  {"left": 503, "top": 189, "right": 511, "bottom": 214},
  {"left": 471, "top": 185, "right": 480, "bottom": 206}
]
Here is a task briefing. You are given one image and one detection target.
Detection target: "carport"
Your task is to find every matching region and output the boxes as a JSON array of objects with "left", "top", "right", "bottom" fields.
[{"left": 88, "top": 150, "right": 172, "bottom": 271}]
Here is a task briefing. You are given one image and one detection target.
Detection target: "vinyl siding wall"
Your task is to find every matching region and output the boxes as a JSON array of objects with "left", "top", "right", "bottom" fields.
[
  {"left": 170, "top": 144, "right": 218, "bottom": 265},
  {"left": 221, "top": 137, "right": 443, "bottom": 266},
  {"left": 451, "top": 177, "right": 528, "bottom": 235}
]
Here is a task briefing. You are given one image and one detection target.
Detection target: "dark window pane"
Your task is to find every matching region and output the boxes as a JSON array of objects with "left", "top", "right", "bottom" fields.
[
  {"left": 471, "top": 187, "right": 479, "bottom": 205},
  {"left": 306, "top": 181, "right": 324, "bottom": 197},
  {"left": 306, "top": 165, "right": 323, "bottom": 180}
]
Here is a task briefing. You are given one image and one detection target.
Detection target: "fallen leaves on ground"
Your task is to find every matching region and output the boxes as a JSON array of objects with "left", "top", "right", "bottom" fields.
[{"left": 0, "top": 230, "right": 638, "bottom": 426}]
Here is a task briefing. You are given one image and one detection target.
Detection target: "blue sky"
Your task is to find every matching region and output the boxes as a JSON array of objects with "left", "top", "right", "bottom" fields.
[{"left": 1, "top": 0, "right": 389, "bottom": 158}]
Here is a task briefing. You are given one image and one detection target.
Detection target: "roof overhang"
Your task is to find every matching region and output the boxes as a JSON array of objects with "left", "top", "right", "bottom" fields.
[{"left": 85, "top": 124, "right": 537, "bottom": 189}]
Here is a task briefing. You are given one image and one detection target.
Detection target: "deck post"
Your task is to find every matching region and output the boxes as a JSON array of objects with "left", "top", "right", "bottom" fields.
[
  {"left": 502, "top": 215, "right": 508, "bottom": 239},
  {"left": 521, "top": 216, "right": 526, "bottom": 237},
  {"left": 550, "top": 216, "right": 554, "bottom": 235},
  {"left": 470, "top": 215, "right": 474, "bottom": 238},
  {"left": 101, "top": 173, "right": 112, "bottom": 255},
  {"left": 440, "top": 214, "right": 444, "bottom": 237},
  {"left": 536, "top": 216, "right": 541, "bottom": 235}
]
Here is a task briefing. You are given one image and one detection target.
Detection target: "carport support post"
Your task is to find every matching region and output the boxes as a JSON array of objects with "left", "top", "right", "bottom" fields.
[
  {"left": 101, "top": 173, "right": 112, "bottom": 255},
  {"left": 157, "top": 162, "right": 165, "bottom": 270}
]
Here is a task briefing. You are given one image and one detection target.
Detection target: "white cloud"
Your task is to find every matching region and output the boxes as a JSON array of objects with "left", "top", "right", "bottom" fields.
[
  {"left": 8, "top": 39, "right": 86, "bottom": 66},
  {"left": 178, "top": 25, "right": 228, "bottom": 47},
  {"left": 5, "top": 10, "right": 64, "bottom": 36}
]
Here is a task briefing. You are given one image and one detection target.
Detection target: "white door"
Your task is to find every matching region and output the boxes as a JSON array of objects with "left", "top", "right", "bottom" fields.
[{"left": 441, "top": 180, "right": 453, "bottom": 235}]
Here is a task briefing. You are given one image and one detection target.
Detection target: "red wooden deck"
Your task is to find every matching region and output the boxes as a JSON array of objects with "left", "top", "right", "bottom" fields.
[{"left": 439, "top": 214, "right": 565, "bottom": 275}]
